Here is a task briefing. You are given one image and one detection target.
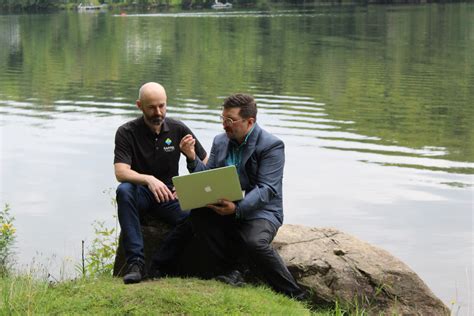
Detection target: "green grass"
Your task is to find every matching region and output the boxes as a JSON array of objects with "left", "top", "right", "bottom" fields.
[{"left": 0, "top": 275, "right": 319, "bottom": 315}]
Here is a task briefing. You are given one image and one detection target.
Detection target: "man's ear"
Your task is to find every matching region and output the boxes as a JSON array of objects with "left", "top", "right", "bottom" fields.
[
  {"left": 136, "top": 100, "right": 142, "bottom": 110},
  {"left": 248, "top": 117, "right": 256, "bottom": 127}
]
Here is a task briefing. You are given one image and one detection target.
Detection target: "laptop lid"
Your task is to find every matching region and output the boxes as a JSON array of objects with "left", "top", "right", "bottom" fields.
[{"left": 172, "top": 165, "right": 243, "bottom": 211}]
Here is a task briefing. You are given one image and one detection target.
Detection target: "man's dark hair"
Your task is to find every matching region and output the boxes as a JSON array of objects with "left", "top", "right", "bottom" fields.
[{"left": 222, "top": 94, "right": 257, "bottom": 120}]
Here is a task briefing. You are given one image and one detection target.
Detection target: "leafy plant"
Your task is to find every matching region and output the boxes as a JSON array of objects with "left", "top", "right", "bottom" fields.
[
  {"left": 0, "top": 204, "right": 16, "bottom": 277},
  {"left": 79, "top": 190, "right": 120, "bottom": 278},
  {"left": 81, "top": 219, "right": 119, "bottom": 277}
]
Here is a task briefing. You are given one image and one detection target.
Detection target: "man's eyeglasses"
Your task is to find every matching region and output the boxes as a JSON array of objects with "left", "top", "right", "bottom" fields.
[{"left": 220, "top": 115, "right": 245, "bottom": 126}]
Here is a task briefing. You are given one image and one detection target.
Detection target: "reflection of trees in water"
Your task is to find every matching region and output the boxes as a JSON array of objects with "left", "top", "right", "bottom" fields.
[
  {"left": 0, "top": 16, "right": 22, "bottom": 71},
  {"left": 0, "top": 16, "right": 20, "bottom": 51},
  {"left": 123, "top": 19, "right": 163, "bottom": 61},
  {"left": 0, "top": 5, "right": 472, "bottom": 166}
]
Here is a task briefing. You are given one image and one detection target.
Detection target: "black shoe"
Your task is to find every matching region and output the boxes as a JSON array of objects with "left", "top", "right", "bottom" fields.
[
  {"left": 148, "top": 265, "right": 165, "bottom": 280},
  {"left": 215, "top": 270, "right": 245, "bottom": 287},
  {"left": 292, "top": 291, "right": 309, "bottom": 302},
  {"left": 123, "top": 260, "right": 145, "bottom": 284}
]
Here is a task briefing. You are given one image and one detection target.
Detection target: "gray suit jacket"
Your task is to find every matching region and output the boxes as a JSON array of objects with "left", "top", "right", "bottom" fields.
[{"left": 189, "top": 123, "right": 285, "bottom": 228}]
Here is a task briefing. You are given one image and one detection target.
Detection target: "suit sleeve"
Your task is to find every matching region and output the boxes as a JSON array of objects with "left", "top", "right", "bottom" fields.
[
  {"left": 235, "top": 140, "right": 284, "bottom": 219},
  {"left": 187, "top": 136, "right": 218, "bottom": 172}
]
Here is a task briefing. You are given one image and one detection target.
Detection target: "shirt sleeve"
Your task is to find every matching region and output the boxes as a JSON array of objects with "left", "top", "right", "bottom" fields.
[{"left": 114, "top": 126, "right": 132, "bottom": 165}]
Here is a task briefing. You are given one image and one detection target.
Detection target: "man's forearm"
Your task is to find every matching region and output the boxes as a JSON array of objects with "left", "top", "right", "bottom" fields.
[{"left": 115, "top": 166, "right": 151, "bottom": 186}]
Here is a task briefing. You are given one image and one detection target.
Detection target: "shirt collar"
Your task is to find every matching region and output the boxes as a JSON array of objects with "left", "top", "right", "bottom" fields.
[{"left": 139, "top": 116, "right": 169, "bottom": 136}]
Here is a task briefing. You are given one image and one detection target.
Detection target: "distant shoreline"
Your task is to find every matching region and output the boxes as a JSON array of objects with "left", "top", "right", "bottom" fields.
[{"left": 0, "top": 0, "right": 469, "bottom": 13}]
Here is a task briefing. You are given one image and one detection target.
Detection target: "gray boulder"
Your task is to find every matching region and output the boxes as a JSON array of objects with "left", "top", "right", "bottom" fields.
[
  {"left": 113, "top": 222, "right": 449, "bottom": 315},
  {"left": 273, "top": 225, "right": 449, "bottom": 315}
]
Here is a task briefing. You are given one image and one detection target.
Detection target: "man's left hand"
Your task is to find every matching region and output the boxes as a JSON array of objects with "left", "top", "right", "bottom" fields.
[
  {"left": 207, "top": 199, "right": 236, "bottom": 216},
  {"left": 180, "top": 134, "right": 196, "bottom": 161}
]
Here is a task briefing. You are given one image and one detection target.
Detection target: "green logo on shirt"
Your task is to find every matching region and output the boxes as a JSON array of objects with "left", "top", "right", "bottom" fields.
[{"left": 163, "top": 137, "right": 175, "bottom": 152}]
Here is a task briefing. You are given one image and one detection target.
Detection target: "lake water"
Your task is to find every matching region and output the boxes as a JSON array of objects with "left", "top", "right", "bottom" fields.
[{"left": 0, "top": 3, "right": 473, "bottom": 312}]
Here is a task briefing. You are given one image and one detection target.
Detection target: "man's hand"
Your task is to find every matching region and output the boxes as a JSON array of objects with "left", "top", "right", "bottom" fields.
[
  {"left": 207, "top": 199, "right": 236, "bottom": 216},
  {"left": 146, "top": 176, "right": 175, "bottom": 203},
  {"left": 180, "top": 134, "right": 196, "bottom": 161}
]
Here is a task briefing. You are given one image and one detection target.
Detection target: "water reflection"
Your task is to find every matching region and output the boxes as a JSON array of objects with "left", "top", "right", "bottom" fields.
[{"left": 0, "top": 4, "right": 473, "bottom": 311}]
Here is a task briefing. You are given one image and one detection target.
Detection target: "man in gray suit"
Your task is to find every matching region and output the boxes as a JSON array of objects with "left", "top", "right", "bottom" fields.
[{"left": 180, "top": 93, "right": 304, "bottom": 299}]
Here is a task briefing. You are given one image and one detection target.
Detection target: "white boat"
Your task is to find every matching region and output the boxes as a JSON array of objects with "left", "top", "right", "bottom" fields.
[
  {"left": 211, "top": 0, "right": 232, "bottom": 9},
  {"left": 77, "top": 3, "right": 107, "bottom": 11}
]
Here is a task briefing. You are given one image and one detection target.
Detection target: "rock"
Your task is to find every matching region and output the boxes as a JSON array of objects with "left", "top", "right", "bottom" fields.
[
  {"left": 273, "top": 225, "right": 450, "bottom": 315},
  {"left": 113, "top": 223, "right": 449, "bottom": 315}
]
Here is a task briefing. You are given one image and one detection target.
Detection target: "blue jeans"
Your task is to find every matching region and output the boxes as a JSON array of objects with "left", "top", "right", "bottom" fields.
[{"left": 116, "top": 182, "right": 188, "bottom": 264}]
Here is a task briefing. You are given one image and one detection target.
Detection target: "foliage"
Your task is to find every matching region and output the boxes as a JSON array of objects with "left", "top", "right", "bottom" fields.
[
  {"left": 0, "top": 0, "right": 466, "bottom": 10},
  {"left": 0, "top": 204, "right": 16, "bottom": 277},
  {"left": 0, "top": 0, "right": 59, "bottom": 10},
  {"left": 81, "top": 218, "right": 119, "bottom": 278},
  {"left": 78, "top": 188, "right": 119, "bottom": 278},
  {"left": 0, "top": 275, "right": 314, "bottom": 314}
]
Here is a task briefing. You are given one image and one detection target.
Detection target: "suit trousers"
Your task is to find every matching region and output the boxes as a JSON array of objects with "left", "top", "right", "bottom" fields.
[{"left": 190, "top": 208, "right": 303, "bottom": 297}]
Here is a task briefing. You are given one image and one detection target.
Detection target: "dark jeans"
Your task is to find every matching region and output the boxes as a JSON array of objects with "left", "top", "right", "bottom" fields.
[
  {"left": 190, "top": 208, "right": 303, "bottom": 297},
  {"left": 116, "top": 182, "right": 188, "bottom": 264}
]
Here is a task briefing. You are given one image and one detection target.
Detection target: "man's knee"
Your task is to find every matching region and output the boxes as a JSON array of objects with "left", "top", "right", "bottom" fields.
[
  {"left": 240, "top": 220, "right": 276, "bottom": 255},
  {"left": 244, "top": 236, "right": 271, "bottom": 255},
  {"left": 116, "top": 182, "right": 136, "bottom": 202}
]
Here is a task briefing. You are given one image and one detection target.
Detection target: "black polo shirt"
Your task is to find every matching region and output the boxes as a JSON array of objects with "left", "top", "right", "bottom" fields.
[{"left": 114, "top": 116, "right": 207, "bottom": 186}]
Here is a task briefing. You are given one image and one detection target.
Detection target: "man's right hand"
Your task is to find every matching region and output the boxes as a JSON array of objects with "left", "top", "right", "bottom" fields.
[
  {"left": 146, "top": 176, "right": 175, "bottom": 203},
  {"left": 115, "top": 163, "right": 175, "bottom": 203}
]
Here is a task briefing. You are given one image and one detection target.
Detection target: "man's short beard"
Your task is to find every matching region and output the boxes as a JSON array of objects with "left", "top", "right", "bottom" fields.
[{"left": 150, "top": 117, "right": 163, "bottom": 125}]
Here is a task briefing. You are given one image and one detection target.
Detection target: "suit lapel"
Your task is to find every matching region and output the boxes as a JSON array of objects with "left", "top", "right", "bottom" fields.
[
  {"left": 216, "top": 136, "right": 230, "bottom": 167},
  {"left": 240, "top": 124, "right": 260, "bottom": 168}
]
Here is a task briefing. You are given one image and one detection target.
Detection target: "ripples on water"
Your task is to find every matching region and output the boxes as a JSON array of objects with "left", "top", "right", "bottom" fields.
[{"left": 1, "top": 92, "right": 472, "bottom": 181}]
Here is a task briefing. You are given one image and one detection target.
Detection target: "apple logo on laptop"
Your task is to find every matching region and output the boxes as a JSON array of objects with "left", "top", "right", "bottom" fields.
[{"left": 204, "top": 185, "right": 212, "bottom": 193}]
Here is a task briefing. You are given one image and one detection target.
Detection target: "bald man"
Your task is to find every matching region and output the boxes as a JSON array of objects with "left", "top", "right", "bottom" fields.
[{"left": 114, "top": 82, "right": 208, "bottom": 284}]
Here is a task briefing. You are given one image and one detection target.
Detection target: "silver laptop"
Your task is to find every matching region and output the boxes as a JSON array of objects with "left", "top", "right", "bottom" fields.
[{"left": 172, "top": 165, "right": 244, "bottom": 211}]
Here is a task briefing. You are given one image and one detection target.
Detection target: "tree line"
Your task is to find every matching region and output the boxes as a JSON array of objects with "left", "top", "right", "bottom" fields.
[
  {"left": 1, "top": 0, "right": 210, "bottom": 11},
  {"left": 0, "top": 0, "right": 465, "bottom": 12}
]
